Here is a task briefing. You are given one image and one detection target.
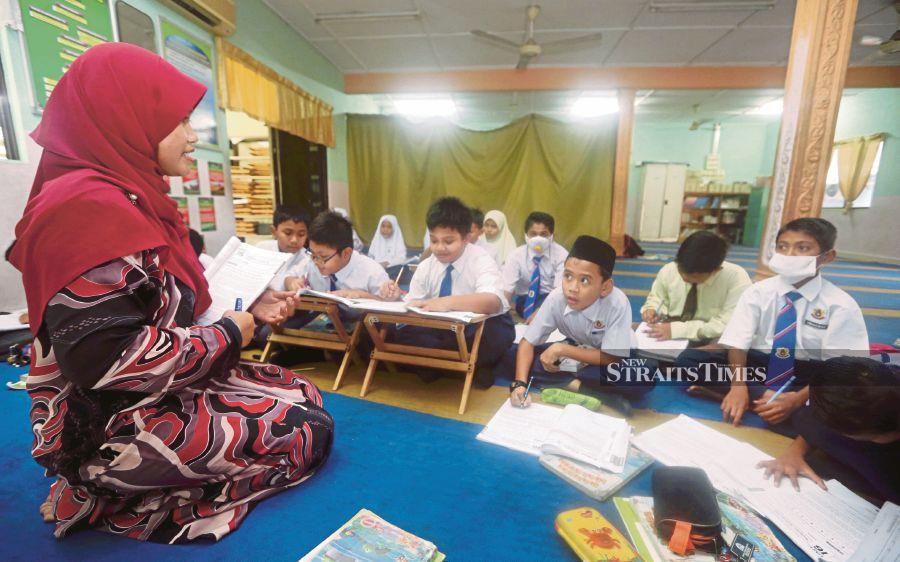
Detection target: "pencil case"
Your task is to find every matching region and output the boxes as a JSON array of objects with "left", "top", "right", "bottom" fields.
[
  {"left": 651, "top": 466, "right": 722, "bottom": 555},
  {"left": 541, "top": 388, "right": 602, "bottom": 411},
  {"left": 555, "top": 507, "right": 639, "bottom": 562}
]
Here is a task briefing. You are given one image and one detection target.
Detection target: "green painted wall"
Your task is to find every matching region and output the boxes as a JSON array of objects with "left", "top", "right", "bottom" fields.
[
  {"left": 624, "top": 117, "right": 781, "bottom": 234},
  {"left": 823, "top": 88, "right": 900, "bottom": 261}
]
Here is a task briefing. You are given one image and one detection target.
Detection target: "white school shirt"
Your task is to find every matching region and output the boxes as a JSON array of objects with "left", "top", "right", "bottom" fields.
[
  {"left": 255, "top": 240, "right": 309, "bottom": 291},
  {"left": 305, "top": 250, "right": 388, "bottom": 295},
  {"left": 405, "top": 242, "right": 509, "bottom": 312},
  {"left": 718, "top": 274, "right": 869, "bottom": 360},
  {"left": 502, "top": 242, "right": 568, "bottom": 297},
  {"left": 523, "top": 287, "right": 633, "bottom": 357}
]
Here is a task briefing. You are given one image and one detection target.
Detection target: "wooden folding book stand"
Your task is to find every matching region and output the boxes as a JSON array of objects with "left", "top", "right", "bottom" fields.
[
  {"left": 359, "top": 312, "right": 487, "bottom": 414},
  {"left": 261, "top": 296, "right": 362, "bottom": 391}
]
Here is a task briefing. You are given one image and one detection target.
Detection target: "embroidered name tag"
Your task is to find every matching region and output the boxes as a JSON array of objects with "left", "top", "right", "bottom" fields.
[{"left": 804, "top": 319, "right": 828, "bottom": 330}]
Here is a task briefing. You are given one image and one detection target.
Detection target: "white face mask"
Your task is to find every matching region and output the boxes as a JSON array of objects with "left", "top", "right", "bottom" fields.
[
  {"left": 768, "top": 253, "right": 819, "bottom": 283},
  {"left": 526, "top": 235, "right": 551, "bottom": 254}
]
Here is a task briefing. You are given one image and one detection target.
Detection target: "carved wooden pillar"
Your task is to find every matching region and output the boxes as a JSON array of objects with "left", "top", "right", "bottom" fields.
[
  {"left": 758, "top": 0, "right": 858, "bottom": 273},
  {"left": 610, "top": 88, "right": 635, "bottom": 255}
]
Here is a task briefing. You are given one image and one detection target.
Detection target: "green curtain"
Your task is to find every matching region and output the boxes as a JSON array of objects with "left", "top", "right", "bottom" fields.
[{"left": 347, "top": 113, "right": 617, "bottom": 249}]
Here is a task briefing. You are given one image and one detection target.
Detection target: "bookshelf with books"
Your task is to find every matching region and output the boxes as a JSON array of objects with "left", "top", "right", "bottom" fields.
[
  {"left": 230, "top": 138, "right": 274, "bottom": 239},
  {"left": 680, "top": 182, "right": 752, "bottom": 244}
]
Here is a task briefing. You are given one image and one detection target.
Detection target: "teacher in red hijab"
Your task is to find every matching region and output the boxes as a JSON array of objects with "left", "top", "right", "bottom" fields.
[{"left": 8, "top": 43, "right": 333, "bottom": 544}]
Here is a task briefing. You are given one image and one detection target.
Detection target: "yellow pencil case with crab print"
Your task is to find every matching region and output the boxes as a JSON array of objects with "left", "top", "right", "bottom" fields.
[{"left": 555, "top": 507, "right": 639, "bottom": 562}]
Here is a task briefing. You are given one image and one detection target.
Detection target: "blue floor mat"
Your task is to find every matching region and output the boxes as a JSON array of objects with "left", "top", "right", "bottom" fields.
[{"left": 0, "top": 363, "right": 809, "bottom": 561}]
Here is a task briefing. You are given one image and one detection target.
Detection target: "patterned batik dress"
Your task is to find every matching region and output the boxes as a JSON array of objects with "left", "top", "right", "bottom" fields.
[{"left": 27, "top": 250, "right": 334, "bottom": 543}]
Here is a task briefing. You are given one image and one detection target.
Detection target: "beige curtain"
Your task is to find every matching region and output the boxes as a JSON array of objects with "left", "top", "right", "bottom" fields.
[
  {"left": 347, "top": 114, "right": 617, "bottom": 248},
  {"left": 835, "top": 133, "right": 885, "bottom": 212},
  {"left": 215, "top": 39, "right": 335, "bottom": 147}
]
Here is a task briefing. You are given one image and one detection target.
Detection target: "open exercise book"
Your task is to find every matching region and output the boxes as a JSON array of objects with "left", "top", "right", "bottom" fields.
[
  {"left": 300, "top": 509, "right": 445, "bottom": 562},
  {"left": 197, "top": 237, "right": 291, "bottom": 325},
  {"left": 632, "top": 415, "right": 882, "bottom": 562},
  {"left": 0, "top": 310, "right": 29, "bottom": 333},
  {"left": 476, "top": 401, "right": 631, "bottom": 473},
  {"left": 295, "top": 289, "right": 483, "bottom": 323},
  {"left": 632, "top": 322, "right": 688, "bottom": 360}
]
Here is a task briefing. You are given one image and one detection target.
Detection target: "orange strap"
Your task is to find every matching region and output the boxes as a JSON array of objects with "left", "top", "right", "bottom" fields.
[{"left": 668, "top": 520, "right": 694, "bottom": 555}]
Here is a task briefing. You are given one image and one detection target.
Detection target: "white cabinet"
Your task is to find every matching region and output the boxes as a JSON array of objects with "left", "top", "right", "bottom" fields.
[{"left": 634, "top": 162, "right": 688, "bottom": 242}]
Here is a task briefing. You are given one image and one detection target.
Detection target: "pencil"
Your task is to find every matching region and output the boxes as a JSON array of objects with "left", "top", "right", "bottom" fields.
[{"left": 394, "top": 265, "right": 405, "bottom": 285}]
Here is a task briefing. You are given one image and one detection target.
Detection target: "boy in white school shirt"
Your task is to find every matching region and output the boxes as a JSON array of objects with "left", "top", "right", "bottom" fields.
[
  {"left": 293, "top": 211, "right": 388, "bottom": 298},
  {"left": 504, "top": 235, "right": 652, "bottom": 408},
  {"left": 678, "top": 218, "right": 869, "bottom": 427},
  {"left": 502, "top": 211, "right": 568, "bottom": 321},
  {"left": 255, "top": 205, "right": 311, "bottom": 292},
  {"left": 381, "top": 197, "right": 515, "bottom": 388}
]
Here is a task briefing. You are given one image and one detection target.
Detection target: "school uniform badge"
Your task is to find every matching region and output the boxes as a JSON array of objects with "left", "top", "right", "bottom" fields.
[
  {"left": 593, "top": 320, "right": 605, "bottom": 329},
  {"left": 775, "top": 347, "right": 791, "bottom": 359},
  {"left": 811, "top": 307, "right": 826, "bottom": 320}
]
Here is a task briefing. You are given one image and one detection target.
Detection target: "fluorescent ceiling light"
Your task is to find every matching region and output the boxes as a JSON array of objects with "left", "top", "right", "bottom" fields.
[
  {"left": 649, "top": 1, "right": 774, "bottom": 12},
  {"left": 315, "top": 10, "right": 419, "bottom": 23},
  {"left": 394, "top": 98, "right": 456, "bottom": 118},
  {"left": 749, "top": 98, "right": 782, "bottom": 115},
  {"left": 571, "top": 96, "right": 619, "bottom": 117}
]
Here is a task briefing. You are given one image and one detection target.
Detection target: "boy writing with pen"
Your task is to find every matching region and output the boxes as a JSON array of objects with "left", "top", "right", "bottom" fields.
[
  {"left": 677, "top": 218, "right": 869, "bottom": 426},
  {"left": 640, "top": 231, "right": 750, "bottom": 346}
]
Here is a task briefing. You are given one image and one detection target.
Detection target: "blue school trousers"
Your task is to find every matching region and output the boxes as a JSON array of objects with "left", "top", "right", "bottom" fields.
[
  {"left": 388, "top": 312, "right": 515, "bottom": 375},
  {"left": 514, "top": 293, "right": 549, "bottom": 319},
  {"left": 494, "top": 343, "right": 655, "bottom": 400}
]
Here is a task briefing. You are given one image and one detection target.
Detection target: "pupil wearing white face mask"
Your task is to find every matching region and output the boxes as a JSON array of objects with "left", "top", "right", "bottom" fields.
[
  {"left": 675, "top": 218, "right": 869, "bottom": 430},
  {"left": 500, "top": 212, "right": 569, "bottom": 322}
]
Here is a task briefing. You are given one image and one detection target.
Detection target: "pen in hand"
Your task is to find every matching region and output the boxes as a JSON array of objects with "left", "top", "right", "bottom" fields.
[{"left": 520, "top": 375, "right": 534, "bottom": 408}]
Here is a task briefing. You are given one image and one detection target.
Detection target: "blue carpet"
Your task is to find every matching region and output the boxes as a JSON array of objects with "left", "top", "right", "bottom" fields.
[{"left": 0, "top": 363, "right": 809, "bottom": 561}]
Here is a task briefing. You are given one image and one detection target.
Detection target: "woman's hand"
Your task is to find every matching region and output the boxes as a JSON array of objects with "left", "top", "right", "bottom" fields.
[
  {"left": 641, "top": 308, "right": 659, "bottom": 323},
  {"left": 250, "top": 290, "right": 296, "bottom": 325},
  {"left": 222, "top": 310, "right": 255, "bottom": 347}
]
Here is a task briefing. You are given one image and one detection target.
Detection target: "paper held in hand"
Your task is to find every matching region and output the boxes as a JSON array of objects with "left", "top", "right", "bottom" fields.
[{"left": 197, "top": 237, "right": 291, "bottom": 325}]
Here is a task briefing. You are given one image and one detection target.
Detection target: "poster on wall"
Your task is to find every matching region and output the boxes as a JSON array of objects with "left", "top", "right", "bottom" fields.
[
  {"left": 182, "top": 160, "right": 200, "bottom": 195},
  {"left": 198, "top": 197, "right": 216, "bottom": 232},
  {"left": 160, "top": 19, "right": 218, "bottom": 147},
  {"left": 17, "top": 0, "right": 114, "bottom": 108},
  {"left": 208, "top": 162, "right": 226, "bottom": 196},
  {"left": 171, "top": 196, "right": 189, "bottom": 225}
]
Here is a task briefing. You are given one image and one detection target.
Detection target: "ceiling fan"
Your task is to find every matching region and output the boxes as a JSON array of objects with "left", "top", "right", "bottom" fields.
[
  {"left": 858, "top": 1, "right": 900, "bottom": 63},
  {"left": 470, "top": 3, "right": 603, "bottom": 70}
]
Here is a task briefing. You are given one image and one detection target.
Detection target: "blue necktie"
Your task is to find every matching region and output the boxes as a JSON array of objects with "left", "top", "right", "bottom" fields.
[
  {"left": 767, "top": 291, "right": 803, "bottom": 388},
  {"left": 523, "top": 256, "right": 542, "bottom": 317},
  {"left": 439, "top": 265, "right": 454, "bottom": 297},
  {"left": 329, "top": 274, "right": 338, "bottom": 291}
]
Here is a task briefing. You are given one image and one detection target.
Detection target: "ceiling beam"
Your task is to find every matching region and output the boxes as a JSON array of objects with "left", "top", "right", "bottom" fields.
[{"left": 344, "top": 65, "right": 900, "bottom": 94}]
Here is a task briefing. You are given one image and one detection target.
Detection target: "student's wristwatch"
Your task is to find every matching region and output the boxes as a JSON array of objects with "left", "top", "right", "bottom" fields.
[{"left": 509, "top": 380, "right": 527, "bottom": 392}]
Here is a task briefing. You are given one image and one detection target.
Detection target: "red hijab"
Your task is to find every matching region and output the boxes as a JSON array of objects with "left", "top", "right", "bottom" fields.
[{"left": 9, "top": 43, "right": 211, "bottom": 331}]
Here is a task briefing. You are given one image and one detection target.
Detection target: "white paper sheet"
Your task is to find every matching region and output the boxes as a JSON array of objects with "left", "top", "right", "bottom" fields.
[
  {"left": 476, "top": 401, "right": 564, "bottom": 456},
  {"left": 0, "top": 310, "right": 29, "bottom": 333},
  {"left": 633, "top": 322, "right": 689, "bottom": 360},
  {"left": 513, "top": 324, "right": 566, "bottom": 344},
  {"left": 197, "top": 237, "right": 291, "bottom": 325},
  {"left": 537, "top": 404, "right": 631, "bottom": 473},
  {"left": 847, "top": 501, "right": 900, "bottom": 562}
]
